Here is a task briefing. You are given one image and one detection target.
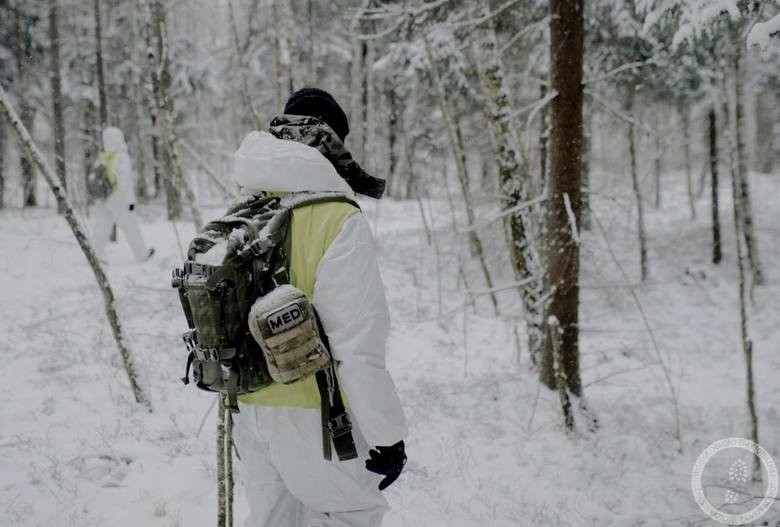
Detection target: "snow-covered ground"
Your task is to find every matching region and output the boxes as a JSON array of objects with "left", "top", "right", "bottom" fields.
[{"left": 1, "top": 172, "right": 778, "bottom": 526}]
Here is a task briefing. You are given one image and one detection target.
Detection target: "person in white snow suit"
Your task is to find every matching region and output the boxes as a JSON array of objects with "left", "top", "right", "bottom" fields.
[
  {"left": 89, "top": 126, "right": 154, "bottom": 262},
  {"left": 232, "top": 88, "right": 408, "bottom": 526}
]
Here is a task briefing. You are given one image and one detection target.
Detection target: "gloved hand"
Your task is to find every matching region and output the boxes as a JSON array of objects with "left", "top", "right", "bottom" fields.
[
  {"left": 129, "top": 204, "right": 135, "bottom": 212},
  {"left": 365, "top": 440, "right": 406, "bottom": 490}
]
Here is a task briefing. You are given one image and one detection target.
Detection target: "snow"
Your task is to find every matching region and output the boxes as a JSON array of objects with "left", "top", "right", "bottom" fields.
[
  {"left": 747, "top": 13, "right": 780, "bottom": 51},
  {"left": 1, "top": 171, "right": 779, "bottom": 526}
]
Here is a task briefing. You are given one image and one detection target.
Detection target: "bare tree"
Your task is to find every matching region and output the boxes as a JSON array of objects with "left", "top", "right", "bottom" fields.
[
  {"left": 228, "top": 0, "right": 263, "bottom": 130},
  {"left": 49, "top": 0, "right": 66, "bottom": 213},
  {"left": 733, "top": 41, "right": 763, "bottom": 286},
  {"left": 0, "top": 86, "right": 150, "bottom": 409},
  {"left": 94, "top": 0, "right": 108, "bottom": 128},
  {"left": 628, "top": 88, "right": 648, "bottom": 282},
  {"left": 681, "top": 107, "right": 695, "bottom": 219},
  {"left": 424, "top": 36, "right": 499, "bottom": 314},
  {"left": 540, "top": 0, "right": 584, "bottom": 396},
  {"left": 0, "top": 121, "right": 4, "bottom": 208},
  {"left": 471, "top": 5, "right": 546, "bottom": 363},
  {"left": 14, "top": 5, "right": 36, "bottom": 207},
  {"left": 144, "top": 0, "right": 202, "bottom": 229},
  {"left": 709, "top": 106, "right": 722, "bottom": 264}
]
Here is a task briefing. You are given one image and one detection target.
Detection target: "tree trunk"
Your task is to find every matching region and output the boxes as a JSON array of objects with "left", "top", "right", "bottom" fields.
[
  {"left": 682, "top": 107, "right": 695, "bottom": 220},
  {"left": 94, "top": 0, "right": 108, "bottom": 128},
  {"left": 733, "top": 47, "right": 763, "bottom": 287},
  {"left": 581, "top": 100, "right": 592, "bottom": 231},
  {"left": 228, "top": 0, "right": 263, "bottom": 130},
  {"left": 49, "top": 0, "right": 67, "bottom": 213},
  {"left": 1, "top": 85, "right": 150, "bottom": 409},
  {"left": 0, "top": 121, "right": 5, "bottom": 208},
  {"left": 129, "top": 0, "right": 149, "bottom": 202},
  {"left": 387, "top": 86, "right": 398, "bottom": 196},
  {"left": 278, "top": 0, "right": 300, "bottom": 93},
  {"left": 146, "top": 0, "right": 196, "bottom": 225},
  {"left": 14, "top": 8, "right": 36, "bottom": 207},
  {"left": 628, "top": 91, "right": 648, "bottom": 282},
  {"left": 539, "top": 83, "right": 549, "bottom": 189},
  {"left": 653, "top": 112, "right": 662, "bottom": 209},
  {"left": 754, "top": 90, "right": 774, "bottom": 174},
  {"left": 472, "top": 4, "right": 545, "bottom": 362},
  {"left": 270, "top": 0, "right": 285, "bottom": 109},
  {"left": 540, "top": 0, "right": 583, "bottom": 396},
  {"left": 425, "top": 37, "right": 498, "bottom": 314},
  {"left": 725, "top": 90, "right": 760, "bottom": 480},
  {"left": 348, "top": 0, "right": 370, "bottom": 161},
  {"left": 709, "top": 107, "right": 722, "bottom": 265}
]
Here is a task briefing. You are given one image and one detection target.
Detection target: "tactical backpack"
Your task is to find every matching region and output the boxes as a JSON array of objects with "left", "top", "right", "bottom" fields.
[
  {"left": 87, "top": 152, "right": 118, "bottom": 200},
  {"left": 172, "top": 192, "right": 359, "bottom": 461}
]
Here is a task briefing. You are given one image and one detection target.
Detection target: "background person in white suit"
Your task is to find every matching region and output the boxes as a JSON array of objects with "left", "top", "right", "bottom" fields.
[{"left": 90, "top": 126, "right": 154, "bottom": 263}]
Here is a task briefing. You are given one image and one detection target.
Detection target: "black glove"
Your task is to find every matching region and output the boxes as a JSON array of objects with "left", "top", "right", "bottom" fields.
[
  {"left": 365, "top": 440, "right": 406, "bottom": 490},
  {"left": 129, "top": 204, "right": 135, "bottom": 212}
]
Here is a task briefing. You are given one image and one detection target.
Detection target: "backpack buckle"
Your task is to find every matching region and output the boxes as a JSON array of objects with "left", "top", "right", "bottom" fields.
[
  {"left": 171, "top": 268, "right": 185, "bottom": 288},
  {"left": 329, "top": 413, "right": 352, "bottom": 439},
  {"left": 182, "top": 330, "right": 197, "bottom": 353}
]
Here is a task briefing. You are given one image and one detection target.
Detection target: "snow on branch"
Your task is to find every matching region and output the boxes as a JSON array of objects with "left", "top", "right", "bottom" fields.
[{"left": 747, "top": 12, "right": 780, "bottom": 50}]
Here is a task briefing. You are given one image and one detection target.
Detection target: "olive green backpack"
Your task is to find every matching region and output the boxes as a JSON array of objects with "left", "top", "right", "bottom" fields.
[{"left": 172, "top": 191, "right": 359, "bottom": 461}]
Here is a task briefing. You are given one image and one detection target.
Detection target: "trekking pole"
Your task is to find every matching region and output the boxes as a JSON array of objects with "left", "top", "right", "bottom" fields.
[
  {"left": 226, "top": 409, "right": 234, "bottom": 527},
  {"left": 217, "top": 396, "right": 227, "bottom": 527}
]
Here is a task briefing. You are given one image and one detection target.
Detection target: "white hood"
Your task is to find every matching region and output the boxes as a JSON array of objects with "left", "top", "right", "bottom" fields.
[
  {"left": 233, "top": 131, "right": 353, "bottom": 196},
  {"left": 102, "top": 126, "right": 128, "bottom": 154}
]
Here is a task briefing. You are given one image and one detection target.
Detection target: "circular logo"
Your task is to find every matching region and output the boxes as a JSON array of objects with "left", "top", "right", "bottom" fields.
[{"left": 691, "top": 437, "right": 779, "bottom": 525}]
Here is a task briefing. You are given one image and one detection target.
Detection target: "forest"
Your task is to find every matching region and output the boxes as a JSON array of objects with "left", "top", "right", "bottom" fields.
[{"left": 0, "top": 0, "right": 779, "bottom": 526}]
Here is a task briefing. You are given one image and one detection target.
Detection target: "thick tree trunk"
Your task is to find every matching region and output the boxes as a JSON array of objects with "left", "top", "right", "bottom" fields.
[
  {"left": 540, "top": 0, "right": 583, "bottom": 396},
  {"left": 733, "top": 47, "right": 763, "bottom": 287},
  {"left": 424, "top": 37, "right": 498, "bottom": 314},
  {"left": 14, "top": 8, "right": 37, "bottom": 207},
  {"left": 709, "top": 107, "right": 722, "bottom": 264},
  {"left": 628, "top": 91, "right": 648, "bottom": 282},
  {"left": 472, "top": 4, "right": 545, "bottom": 362},
  {"left": 49, "top": 0, "right": 67, "bottom": 213},
  {"left": 1, "top": 86, "right": 150, "bottom": 409}
]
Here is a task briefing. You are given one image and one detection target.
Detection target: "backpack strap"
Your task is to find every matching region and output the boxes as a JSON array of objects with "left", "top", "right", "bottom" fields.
[{"left": 314, "top": 308, "right": 358, "bottom": 462}]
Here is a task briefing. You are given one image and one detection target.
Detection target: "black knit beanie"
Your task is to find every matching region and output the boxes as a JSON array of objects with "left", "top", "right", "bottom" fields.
[{"left": 283, "top": 87, "right": 350, "bottom": 142}]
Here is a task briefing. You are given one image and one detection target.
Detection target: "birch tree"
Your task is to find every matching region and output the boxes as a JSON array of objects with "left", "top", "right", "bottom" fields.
[
  {"left": 0, "top": 85, "right": 150, "bottom": 409},
  {"left": 471, "top": 5, "right": 546, "bottom": 362},
  {"left": 145, "top": 0, "right": 202, "bottom": 229},
  {"left": 424, "top": 34, "right": 498, "bottom": 314}
]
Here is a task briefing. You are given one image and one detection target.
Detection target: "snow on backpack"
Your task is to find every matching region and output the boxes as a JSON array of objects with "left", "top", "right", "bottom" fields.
[{"left": 172, "top": 191, "right": 359, "bottom": 461}]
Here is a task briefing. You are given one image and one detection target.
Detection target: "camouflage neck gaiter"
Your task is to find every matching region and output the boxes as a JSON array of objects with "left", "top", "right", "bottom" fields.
[{"left": 269, "top": 114, "right": 386, "bottom": 199}]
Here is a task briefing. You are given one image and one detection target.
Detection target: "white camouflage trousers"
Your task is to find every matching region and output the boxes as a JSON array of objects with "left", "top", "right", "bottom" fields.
[
  {"left": 92, "top": 196, "right": 149, "bottom": 262},
  {"left": 233, "top": 402, "right": 388, "bottom": 527}
]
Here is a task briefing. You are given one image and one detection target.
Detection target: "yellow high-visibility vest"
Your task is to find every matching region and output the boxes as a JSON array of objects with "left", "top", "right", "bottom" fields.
[{"left": 238, "top": 200, "right": 359, "bottom": 408}]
